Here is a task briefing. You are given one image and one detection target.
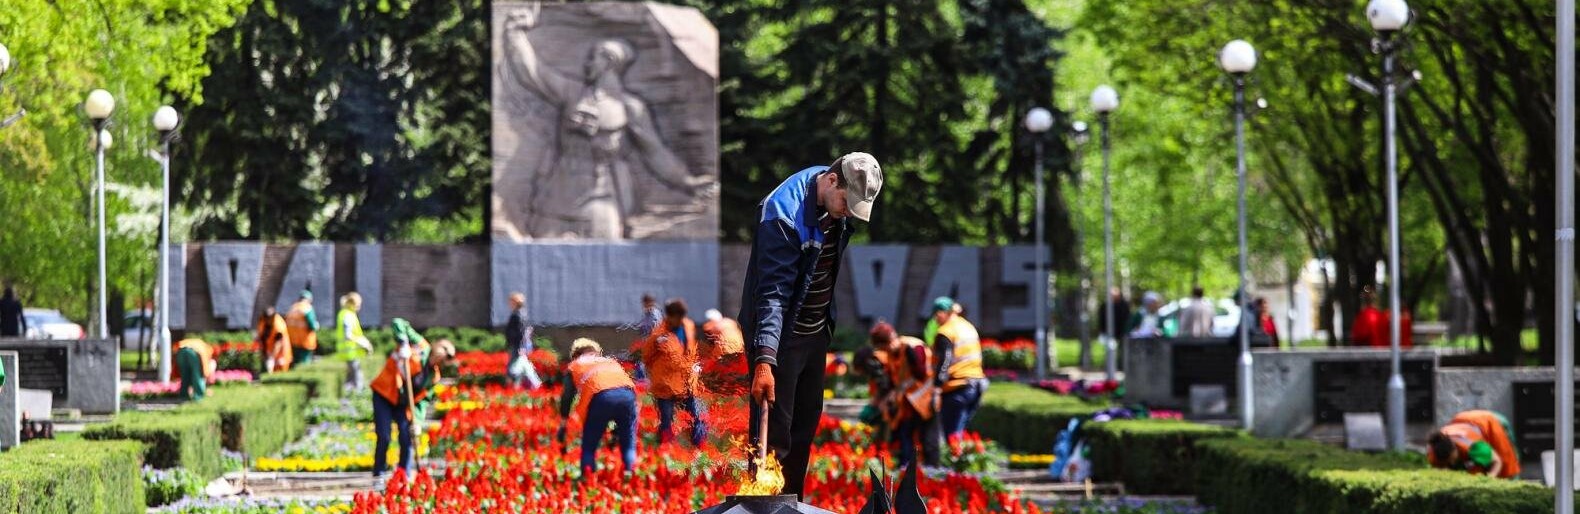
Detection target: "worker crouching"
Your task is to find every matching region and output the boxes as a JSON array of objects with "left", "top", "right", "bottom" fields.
[
  {"left": 369, "top": 320, "right": 454, "bottom": 478},
  {"left": 560, "top": 338, "right": 640, "bottom": 474},
  {"left": 1429, "top": 409, "right": 1521, "bottom": 479}
]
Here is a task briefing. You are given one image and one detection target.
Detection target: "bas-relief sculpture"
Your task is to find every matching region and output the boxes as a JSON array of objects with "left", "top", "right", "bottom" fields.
[{"left": 491, "top": 2, "right": 719, "bottom": 241}]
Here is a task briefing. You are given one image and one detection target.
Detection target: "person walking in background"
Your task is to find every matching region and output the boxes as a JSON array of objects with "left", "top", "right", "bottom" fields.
[
  {"left": 504, "top": 292, "right": 543, "bottom": 389},
  {"left": 337, "top": 293, "right": 375, "bottom": 388},
  {"left": 1101, "top": 288, "right": 1132, "bottom": 342},
  {"left": 171, "top": 338, "right": 216, "bottom": 401},
  {"left": 1255, "top": 297, "right": 1280, "bottom": 348},
  {"left": 869, "top": 321, "right": 941, "bottom": 470},
  {"left": 255, "top": 307, "right": 292, "bottom": 373},
  {"left": 1351, "top": 286, "right": 1387, "bottom": 347},
  {"left": 1180, "top": 287, "right": 1216, "bottom": 338},
  {"left": 1226, "top": 290, "right": 1270, "bottom": 348},
  {"left": 0, "top": 287, "right": 24, "bottom": 338},
  {"left": 931, "top": 297, "right": 988, "bottom": 443},
  {"left": 559, "top": 338, "right": 640, "bottom": 474},
  {"left": 1429, "top": 409, "right": 1521, "bottom": 479},
  {"left": 742, "top": 152, "right": 883, "bottom": 496},
  {"left": 638, "top": 294, "right": 661, "bottom": 335},
  {"left": 639, "top": 298, "right": 707, "bottom": 447},
  {"left": 700, "top": 308, "right": 745, "bottom": 365},
  {"left": 286, "top": 290, "right": 320, "bottom": 365},
  {"left": 1128, "top": 292, "right": 1164, "bottom": 339}
]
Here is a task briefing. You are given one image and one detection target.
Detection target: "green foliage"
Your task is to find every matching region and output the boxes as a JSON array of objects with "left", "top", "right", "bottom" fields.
[
  {"left": 84, "top": 410, "right": 223, "bottom": 480},
  {"left": 0, "top": 0, "right": 248, "bottom": 326},
  {"left": 1083, "top": 419, "right": 1243, "bottom": 495},
  {"left": 187, "top": 383, "right": 309, "bottom": 457},
  {"left": 259, "top": 361, "right": 347, "bottom": 401},
  {"left": 1190, "top": 437, "right": 1554, "bottom": 514},
  {"left": 968, "top": 382, "right": 1105, "bottom": 453},
  {"left": 307, "top": 389, "right": 375, "bottom": 424},
  {"left": 0, "top": 439, "right": 146, "bottom": 514},
  {"left": 143, "top": 466, "right": 204, "bottom": 508}
]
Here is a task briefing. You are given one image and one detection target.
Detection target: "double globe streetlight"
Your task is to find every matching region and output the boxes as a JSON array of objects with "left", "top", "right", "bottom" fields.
[
  {"left": 1089, "top": 85, "right": 1119, "bottom": 381},
  {"left": 84, "top": 90, "right": 115, "bottom": 340},
  {"left": 153, "top": 105, "right": 180, "bottom": 383},
  {"left": 1219, "top": 39, "right": 1257, "bottom": 431}
]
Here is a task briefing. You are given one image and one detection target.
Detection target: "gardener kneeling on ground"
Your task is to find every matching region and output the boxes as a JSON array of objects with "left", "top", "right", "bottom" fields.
[
  {"left": 1428, "top": 409, "right": 1521, "bottom": 479},
  {"left": 559, "top": 338, "right": 639, "bottom": 474},
  {"left": 370, "top": 319, "right": 455, "bottom": 478},
  {"left": 171, "top": 338, "right": 217, "bottom": 401}
]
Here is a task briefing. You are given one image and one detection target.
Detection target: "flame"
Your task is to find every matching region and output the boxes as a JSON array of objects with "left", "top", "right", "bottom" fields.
[{"left": 736, "top": 450, "right": 785, "bottom": 496}]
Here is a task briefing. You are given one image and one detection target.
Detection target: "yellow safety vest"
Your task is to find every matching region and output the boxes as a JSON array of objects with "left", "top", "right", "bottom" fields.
[
  {"left": 337, "top": 308, "right": 366, "bottom": 359},
  {"left": 936, "top": 316, "right": 986, "bottom": 391}
]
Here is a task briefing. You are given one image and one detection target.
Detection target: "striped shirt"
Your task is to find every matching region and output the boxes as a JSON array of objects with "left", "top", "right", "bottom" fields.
[{"left": 793, "top": 213, "right": 842, "bottom": 336}]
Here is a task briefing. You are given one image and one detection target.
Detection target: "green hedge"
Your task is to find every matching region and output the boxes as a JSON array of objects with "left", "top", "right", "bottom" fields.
[
  {"left": 259, "top": 359, "right": 349, "bottom": 400},
  {"left": 189, "top": 383, "right": 310, "bottom": 456},
  {"left": 0, "top": 439, "right": 145, "bottom": 514},
  {"left": 967, "top": 382, "right": 1106, "bottom": 453},
  {"left": 1194, "top": 437, "right": 1554, "bottom": 514},
  {"left": 83, "top": 410, "right": 224, "bottom": 480},
  {"left": 1084, "top": 419, "right": 1242, "bottom": 495}
]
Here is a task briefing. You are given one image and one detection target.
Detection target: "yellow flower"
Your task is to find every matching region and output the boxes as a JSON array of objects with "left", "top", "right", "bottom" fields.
[{"left": 823, "top": 389, "right": 834, "bottom": 400}]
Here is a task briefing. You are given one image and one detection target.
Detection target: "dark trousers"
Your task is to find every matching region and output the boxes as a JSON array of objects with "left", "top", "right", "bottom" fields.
[
  {"left": 657, "top": 395, "right": 709, "bottom": 447},
  {"left": 372, "top": 394, "right": 413, "bottom": 477},
  {"left": 582, "top": 386, "right": 638, "bottom": 473},
  {"left": 896, "top": 414, "right": 943, "bottom": 468},
  {"left": 940, "top": 379, "right": 988, "bottom": 437},
  {"left": 749, "top": 330, "right": 831, "bottom": 498},
  {"left": 293, "top": 347, "right": 314, "bottom": 366}
]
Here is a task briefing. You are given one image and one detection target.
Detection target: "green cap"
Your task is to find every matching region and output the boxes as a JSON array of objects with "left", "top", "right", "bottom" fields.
[
  {"left": 299, "top": 290, "right": 313, "bottom": 300},
  {"left": 932, "top": 296, "right": 955, "bottom": 313}
]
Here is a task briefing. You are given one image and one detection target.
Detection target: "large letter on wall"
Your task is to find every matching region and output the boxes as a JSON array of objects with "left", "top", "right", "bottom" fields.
[
  {"left": 204, "top": 243, "right": 265, "bottom": 329},
  {"left": 918, "top": 246, "right": 981, "bottom": 321},
  {"left": 166, "top": 243, "right": 187, "bottom": 329},
  {"left": 999, "top": 245, "right": 1047, "bottom": 331},
  {"left": 356, "top": 244, "right": 383, "bottom": 326},
  {"left": 847, "top": 245, "right": 909, "bottom": 326},
  {"left": 275, "top": 243, "right": 336, "bottom": 323}
]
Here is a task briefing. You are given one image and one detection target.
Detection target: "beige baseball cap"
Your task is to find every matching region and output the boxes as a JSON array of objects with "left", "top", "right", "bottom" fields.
[{"left": 837, "top": 152, "right": 883, "bottom": 222}]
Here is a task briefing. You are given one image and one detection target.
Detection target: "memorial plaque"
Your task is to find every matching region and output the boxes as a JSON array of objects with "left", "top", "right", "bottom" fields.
[
  {"left": 1514, "top": 381, "right": 1580, "bottom": 468},
  {"left": 1171, "top": 341, "right": 1238, "bottom": 397},
  {"left": 16, "top": 348, "right": 68, "bottom": 398},
  {"left": 1312, "top": 359, "right": 1433, "bottom": 423}
]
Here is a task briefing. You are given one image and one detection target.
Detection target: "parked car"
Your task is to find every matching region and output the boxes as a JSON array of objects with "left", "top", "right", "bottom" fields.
[
  {"left": 23, "top": 309, "right": 84, "bottom": 340},
  {"left": 122, "top": 308, "right": 154, "bottom": 350},
  {"left": 1155, "top": 299, "right": 1241, "bottom": 338}
]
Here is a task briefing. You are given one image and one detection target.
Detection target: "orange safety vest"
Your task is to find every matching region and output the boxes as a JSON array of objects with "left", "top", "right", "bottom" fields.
[
  {"left": 936, "top": 316, "right": 986, "bottom": 391},
  {"left": 701, "top": 317, "right": 746, "bottom": 363},
  {"left": 1430, "top": 410, "right": 1521, "bottom": 478},
  {"left": 883, "top": 336, "right": 936, "bottom": 425},
  {"left": 568, "top": 355, "right": 636, "bottom": 423},
  {"left": 370, "top": 352, "right": 432, "bottom": 419},
  {"left": 641, "top": 318, "right": 700, "bottom": 399},
  {"left": 285, "top": 300, "right": 318, "bottom": 351},
  {"left": 256, "top": 314, "right": 292, "bottom": 372},
  {"left": 171, "top": 339, "right": 216, "bottom": 382}
]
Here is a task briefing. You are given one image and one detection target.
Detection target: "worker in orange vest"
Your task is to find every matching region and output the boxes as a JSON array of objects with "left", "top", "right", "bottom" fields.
[
  {"left": 254, "top": 307, "right": 292, "bottom": 373},
  {"left": 559, "top": 338, "right": 640, "bottom": 473},
  {"left": 700, "top": 308, "right": 745, "bottom": 365},
  {"left": 285, "top": 290, "right": 320, "bottom": 365},
  {"left": 171, "top": 338, "right": 217, "bottom": 401},
  {"left": 369, "top": 327, "right": 454, "bottom": 478},
  {"left": 932, "top": 296, "right": 989, "bottom": 440},
  {"left": 870, "top": 321, "right": 941, "bottom": 469},
  {"left": 638, "top": 299, "right": 707, "bottom": 446},
  {"left": 1429, "top": 409, "right": 1521, "bottom": 479}
]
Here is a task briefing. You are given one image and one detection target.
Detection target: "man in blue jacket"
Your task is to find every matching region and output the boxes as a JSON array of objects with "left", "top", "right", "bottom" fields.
[{"left": 742, "top": 152, "right": 883, "bottom": 497}]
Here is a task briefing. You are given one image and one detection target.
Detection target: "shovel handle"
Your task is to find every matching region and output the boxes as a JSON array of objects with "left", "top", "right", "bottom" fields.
[{"left": 756, "top": 399, "right": 770, "bottom": 460}]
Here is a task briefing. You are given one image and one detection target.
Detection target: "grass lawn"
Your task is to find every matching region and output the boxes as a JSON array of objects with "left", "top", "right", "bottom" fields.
[
  {"left": 120, "top": 351, "right": 157, "bottom": 372},
  {"left": 1053, "top": 338, "right": 1106, "bottom": 369}
]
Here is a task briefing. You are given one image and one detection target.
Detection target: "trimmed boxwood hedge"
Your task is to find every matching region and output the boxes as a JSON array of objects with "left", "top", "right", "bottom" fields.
[
  {"left": 259, "top": 359, "right": 349, "bottom": 400},
  {"left": 83, "top": 410, "right": 223, "bottom": 480},
  {"left": 966, "top": 382, "right": 1106, "bottom": 453},
  {"left": 1084, "top": 419, "right": 1242, "bottom": 494},
  {"left": 190, "top": 383, "right": 310, "bottom": 456},
  {"left": 1194, "top": 437, "right": 1555, "bottom": 514},
  {"left": 0, "top": 439, "right": 145, "bottom": 514}
]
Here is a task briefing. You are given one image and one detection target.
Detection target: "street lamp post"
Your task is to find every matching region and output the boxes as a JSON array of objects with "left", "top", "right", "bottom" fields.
[
  {"left": 0, "top": 42, "right": 23, "bottom": 129},
  {"left": 1220, "top": 39, "right": 1258, "bottom": 431},
  {"left": 1071, "top": 121, "right": 1092, "bottom": 369},
  {"left": 1090, "top": 85, "right": 1119, "bottom": 381},
  {"left": 153, "top": 105, "right": 180, "bottom": 383},
  {"left": 1025, "top": 107, "right": 1055, "bottom": 379},
  {"left": 84, "top": 89, "right": 115, "bottom": 340},
  {"left": 1346, "top": 0, "right": 1413, "bottom": 451},
  {"left": 1556, "top": 0, "right": 1575, "bottom": 509}
]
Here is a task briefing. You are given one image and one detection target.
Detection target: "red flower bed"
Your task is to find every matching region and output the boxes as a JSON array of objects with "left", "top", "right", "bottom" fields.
[{"left": 352, "top": 384, "right": 1041, "bottom": 514}]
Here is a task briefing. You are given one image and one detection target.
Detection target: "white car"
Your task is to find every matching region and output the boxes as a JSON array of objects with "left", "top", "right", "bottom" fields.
[
  {"left": 23, "top": 309, "right": 85, "bottom": 340},
  {"left": 1155, "top": 299, "right": 1242, "bottom": 338}
]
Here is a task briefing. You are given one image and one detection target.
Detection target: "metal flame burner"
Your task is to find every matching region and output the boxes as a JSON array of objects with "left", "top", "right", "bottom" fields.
[{"left": 691, "top": 494, "right": 838, "bottom": 514}]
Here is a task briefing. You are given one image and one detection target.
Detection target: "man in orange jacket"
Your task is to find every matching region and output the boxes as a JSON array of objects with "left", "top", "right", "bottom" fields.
[
  {"left": 870, "top": 321, "right": 941, "bottom": 469},
  {"left": 1429, "top": 409, "right": 1521, "bottom": 478},
  {"left": 285, "top": 290, "right": 320, "bottom": 365},
  {"left": 701, "top": 308, "right": 745, "bottom": 365},
  {"left": 171, "top": 338, "right": 217, "bottom": 401},
  {"left": 369, "top": 323, "right": 455, "bottom": 478},
  {"left": 255, "top": 307, "right": 292, "bottom": 373},
  {"left": 639, "top": 299, "right": 708, "bottom": 446},
  {"left": 559, "top": 338, "right": 640, "bottom": 473}
]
